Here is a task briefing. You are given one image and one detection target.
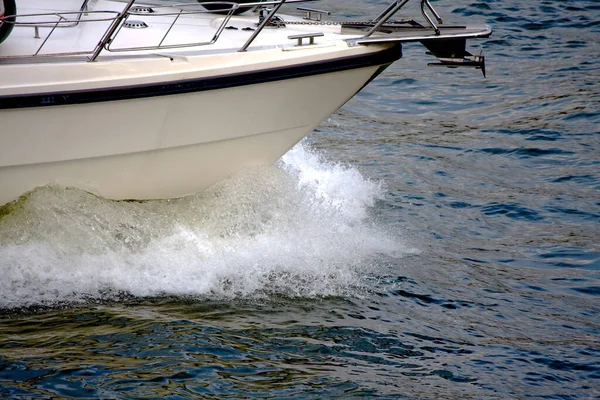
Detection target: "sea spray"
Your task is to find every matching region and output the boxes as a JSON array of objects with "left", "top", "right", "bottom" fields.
[{"left": 0, "top": 143, "right": 406, "bottom": 308}]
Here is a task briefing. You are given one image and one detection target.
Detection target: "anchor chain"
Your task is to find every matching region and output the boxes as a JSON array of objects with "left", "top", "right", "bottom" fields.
[
  {"left": 279, "top": 19, "right": 413, "bottom": 27},
  {"left": 255, "top": 18, "right": 378, "bottom": 29},
  {"left": 281, "top": 20, "right": 370, "bottom": 26},
  {"left": 281, "top": 20, "right": 343, "bottom": 25}
]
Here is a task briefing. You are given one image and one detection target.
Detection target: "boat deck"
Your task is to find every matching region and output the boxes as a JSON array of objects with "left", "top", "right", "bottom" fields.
[{"left": 0, "top": 0, "right": 351, "bottom": 61}]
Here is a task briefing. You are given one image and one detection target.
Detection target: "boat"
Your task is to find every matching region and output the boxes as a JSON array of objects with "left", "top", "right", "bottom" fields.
[{"left": 0, "top": 0, "right": 491, "bottom": 206}]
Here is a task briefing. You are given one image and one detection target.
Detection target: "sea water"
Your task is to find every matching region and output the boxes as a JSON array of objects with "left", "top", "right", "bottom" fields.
[{"left": 1, "top": 0, "right": 598, "bottom": 398}]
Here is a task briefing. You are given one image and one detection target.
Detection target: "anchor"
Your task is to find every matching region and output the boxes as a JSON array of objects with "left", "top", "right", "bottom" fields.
[{"left": 421, "top": 37, "right": 487, "bottom": 77}]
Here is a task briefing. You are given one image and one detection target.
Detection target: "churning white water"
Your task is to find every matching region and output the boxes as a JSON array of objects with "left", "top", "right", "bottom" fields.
[{"left": 0, "top": 143, "right": 410, "bottom": 308}]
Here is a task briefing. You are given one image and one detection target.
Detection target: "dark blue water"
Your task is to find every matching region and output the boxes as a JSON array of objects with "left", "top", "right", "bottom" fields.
[{"left": 1, "top": 0, "right": 599, "bottom": 398}]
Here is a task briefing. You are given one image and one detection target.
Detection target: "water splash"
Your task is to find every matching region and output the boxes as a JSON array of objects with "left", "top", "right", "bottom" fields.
[{"left": 0, "top": 143, "right": 406, "bottom": 309}]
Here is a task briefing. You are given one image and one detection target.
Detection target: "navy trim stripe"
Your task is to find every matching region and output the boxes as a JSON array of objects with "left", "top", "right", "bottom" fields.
[{"left": 0, "top": 44, "right": 402, "bottom": 109}]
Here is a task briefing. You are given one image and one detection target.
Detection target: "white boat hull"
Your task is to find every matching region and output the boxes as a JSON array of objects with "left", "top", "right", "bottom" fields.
[{"left": 0, "top": 63, "right": 386, "bottom": 204}]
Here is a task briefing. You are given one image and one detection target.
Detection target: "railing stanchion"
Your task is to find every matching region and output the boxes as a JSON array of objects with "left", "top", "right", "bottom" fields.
[
  {"left": 420, "top": 0, "right": 441, "bottom": 35},
  {"left": 362, "top": 0, "right": 409, "bottom": 39},
  {"left": 34, "top": 16, "right": 63, "bottom": 56},
  {"left": 239, "top": 0, "right": 288, "bottom": 52},
  {"left": 89, "top": 0, "right": 137, "bottom": 61}
]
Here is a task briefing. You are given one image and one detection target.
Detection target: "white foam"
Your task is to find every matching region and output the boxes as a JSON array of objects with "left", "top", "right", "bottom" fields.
[
  {"left": 280, "top": 144, "right": 385, "bottom": 221},
  {"left": 0, "top": 142, "right": 407, "bottom": 308}
]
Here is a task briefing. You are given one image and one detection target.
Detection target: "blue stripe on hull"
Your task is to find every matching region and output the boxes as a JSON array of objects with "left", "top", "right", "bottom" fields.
[{"left": 0, "top": 44, "right": 402, "bottom": 109}]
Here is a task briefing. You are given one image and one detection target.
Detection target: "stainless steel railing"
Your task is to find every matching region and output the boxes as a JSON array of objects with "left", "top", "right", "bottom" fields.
[
  {"left": 90, "top": 1, "right": 240, "bottom": 59},
  {"left": 363, "top": 0, "right": 443, "bottom": 38},
  {"left": 0, "top": 0, "right": 443, "bottom": 61},
  {"left": 0, "top": 0, "right": 317, "bottom": 61}
]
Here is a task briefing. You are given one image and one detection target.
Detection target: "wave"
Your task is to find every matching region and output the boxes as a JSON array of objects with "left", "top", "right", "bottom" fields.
[{"left": 0, "top": 142, "right": 408, "bottom": 309}]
